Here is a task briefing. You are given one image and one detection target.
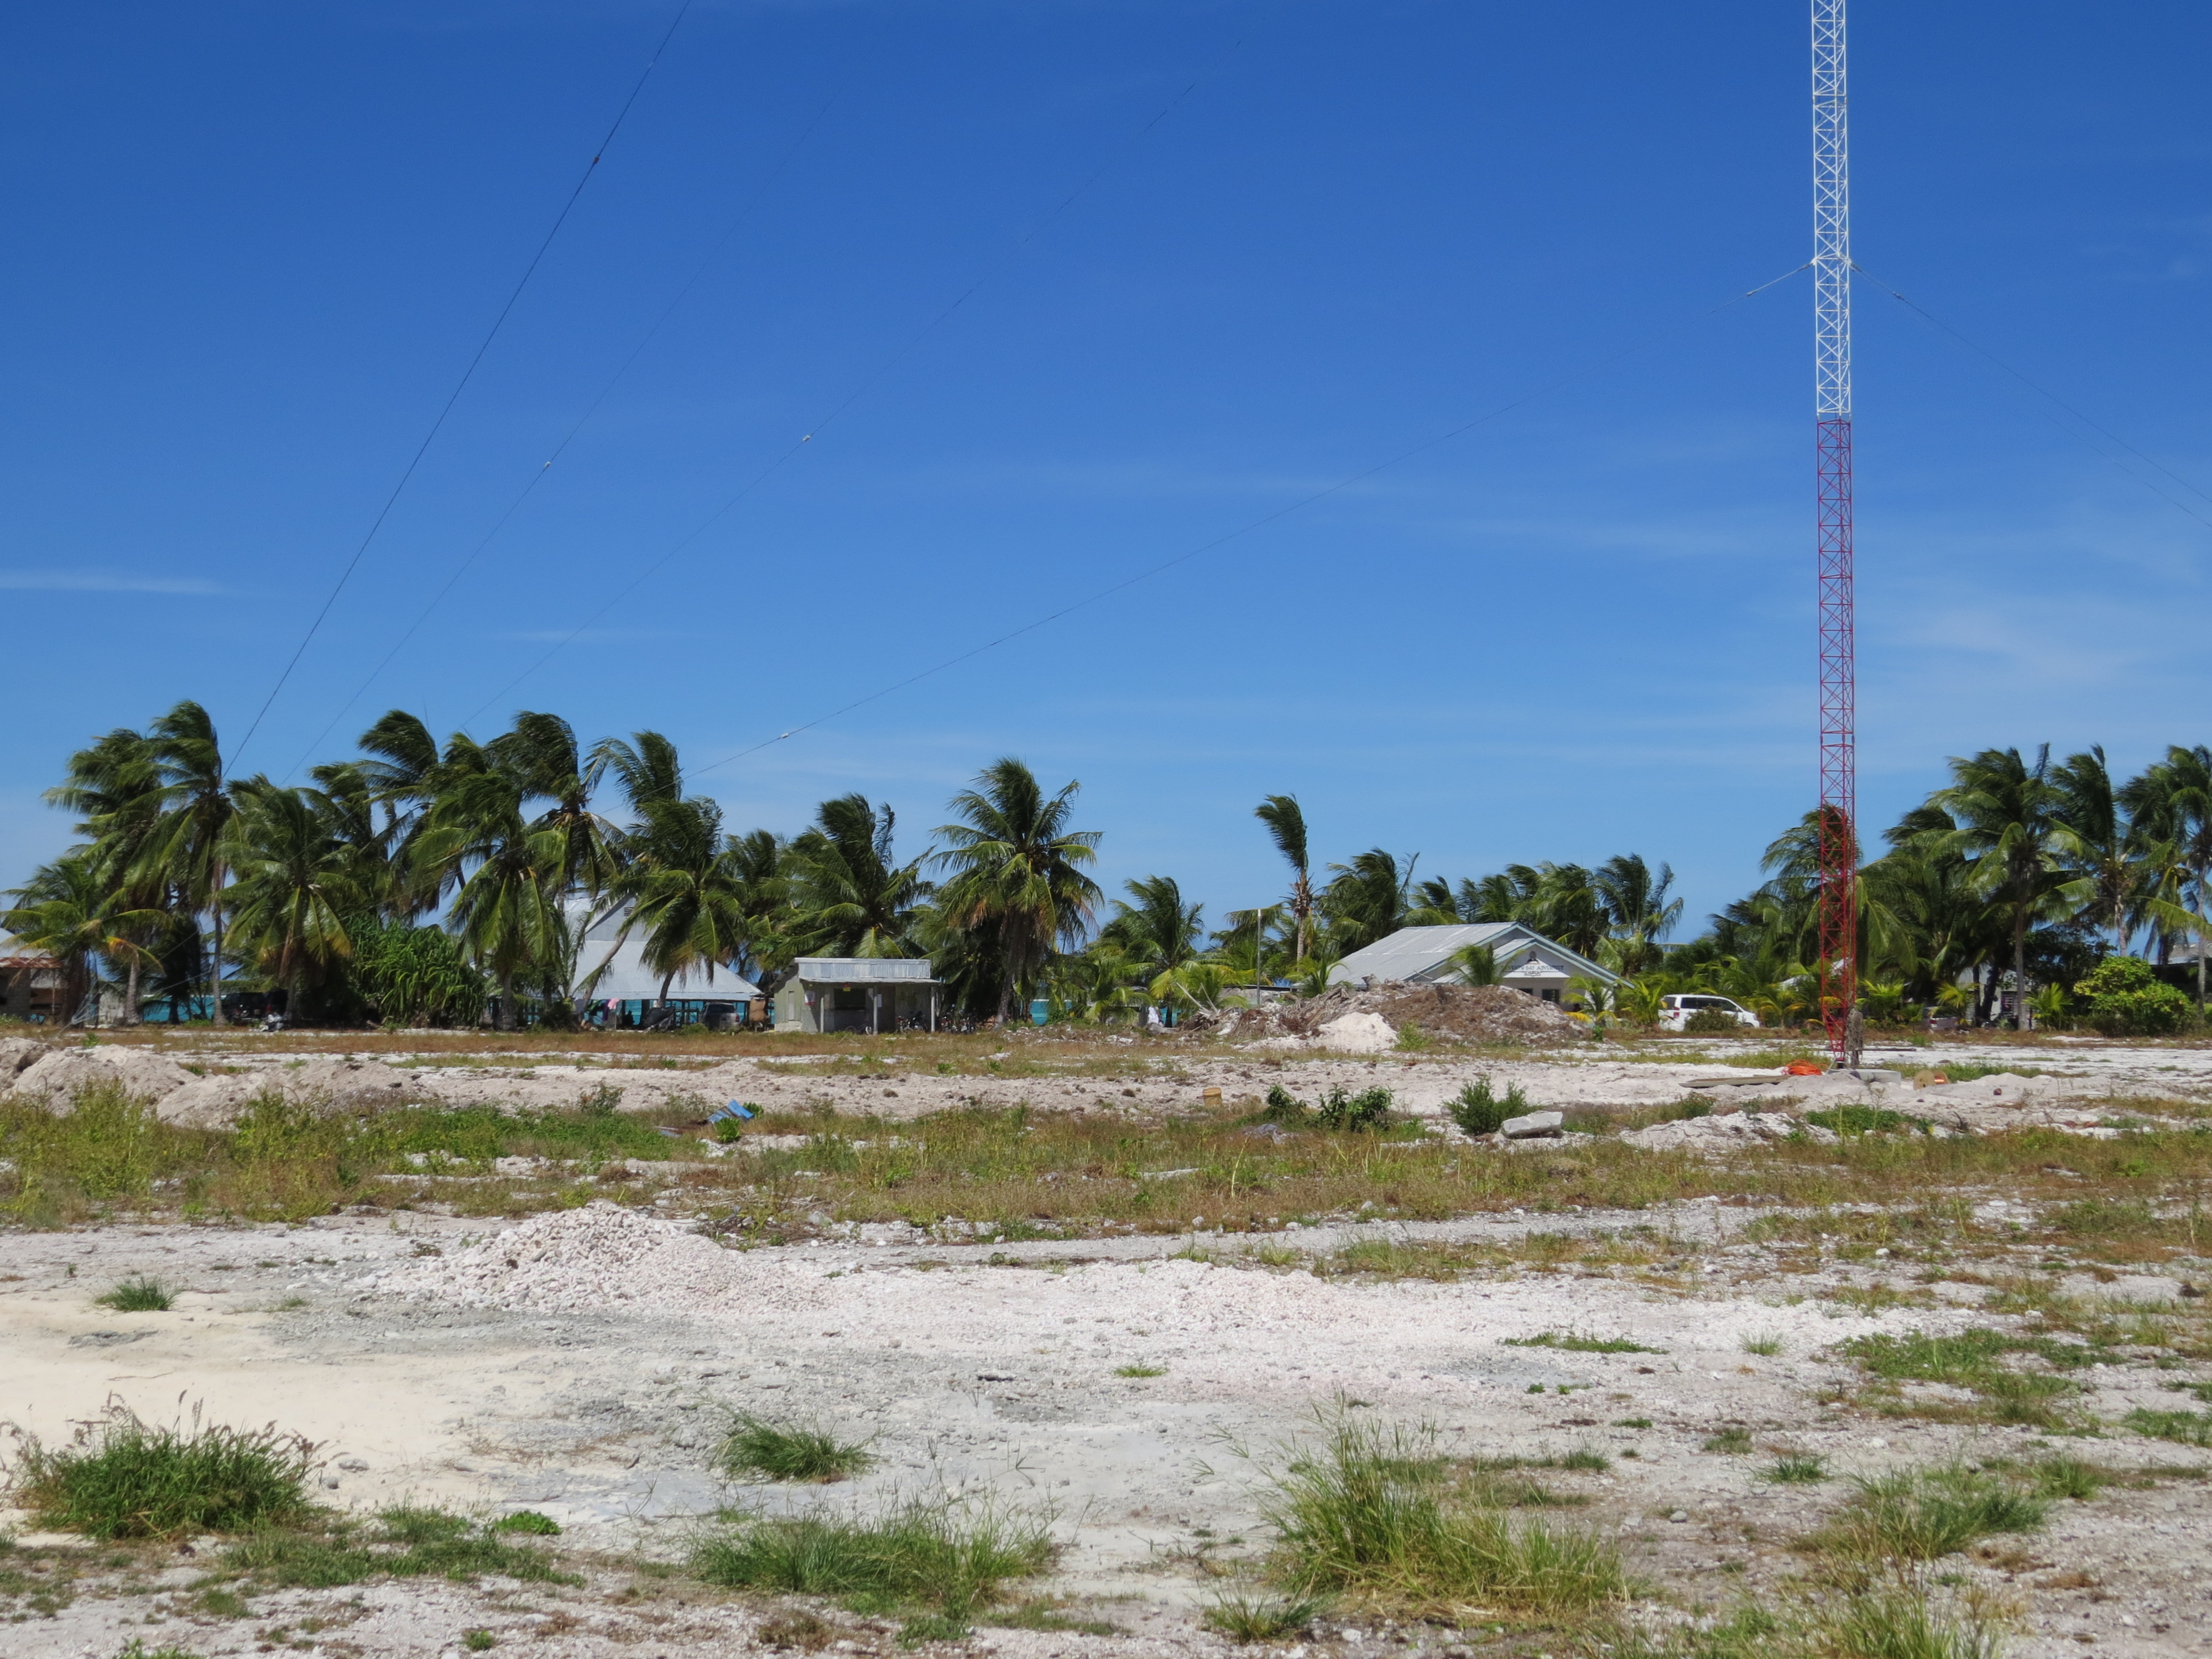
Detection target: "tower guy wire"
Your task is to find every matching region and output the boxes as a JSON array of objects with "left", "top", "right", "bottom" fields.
[{"left": 230, "top": 0, "right": 697, "bottom": 770}]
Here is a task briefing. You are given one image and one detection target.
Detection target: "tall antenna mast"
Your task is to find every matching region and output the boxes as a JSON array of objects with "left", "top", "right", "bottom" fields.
[{"left": 1812, "top": 0, "right": 1857, "bottom": 1064}]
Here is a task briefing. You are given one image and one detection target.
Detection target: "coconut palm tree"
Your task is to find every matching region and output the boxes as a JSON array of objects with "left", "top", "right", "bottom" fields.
[
  {"left": 2051, "top": 746, "right": 2137, "bottom": 954},
  {"left": 412, "top": 767, "right": 565, "bottom": 1030},
  {"left": 2122, "top": 746, "right": 2212, "bottom": 1008},
  {"left": 491, "top": 711, "right": 624, "bottom": 902},
  {"left": 1320, "top": 849, "right": 1419, "bottom": 954},
  {"left": 785, "top": 794, "right": 930, "bottom": 958},
  {"left": 934, "top": 758, "right": 1102, "bottom": 1026},
  {"left": 2, "top": 852, "right": 163, "bottom": 1025},
  {"left": 1933, "top": 745, "right": 2088, "bottom": 1031},
  {"left": 1102, "top": 875, "right": 1207, "bottom": 985},
  {"left": 1254, "top": 794, "right": 1314, "bottom": 966},
  {"left": 220, "top": 779, "right": 366, "bottom": 1018},
  {"left": 1594, "top": 854, "right": 1682, "bottom": 974},
  {"left": 613, "top": 794, "right": 757, "bottom": 1000},
  {"left": 140, "top": 701, "right": 235, "bottom": 1024},
  {"left": 46, "top": 726, "right": 169, "bottom": 1021}
]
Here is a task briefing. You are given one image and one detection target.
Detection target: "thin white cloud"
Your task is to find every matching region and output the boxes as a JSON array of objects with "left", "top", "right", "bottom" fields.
[{"left": 0, "top": 572, "right": 220, "bottom": 594}]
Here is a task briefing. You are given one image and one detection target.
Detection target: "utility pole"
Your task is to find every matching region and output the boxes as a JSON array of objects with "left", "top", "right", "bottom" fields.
[{"left": 1812, "top": 0, "right": 1858, "bottom": 1067}]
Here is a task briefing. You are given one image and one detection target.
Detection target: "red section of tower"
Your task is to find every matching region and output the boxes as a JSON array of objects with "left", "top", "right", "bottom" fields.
[{"left": 1816, "top": 417, "right": 1856, "bottom": 1058}]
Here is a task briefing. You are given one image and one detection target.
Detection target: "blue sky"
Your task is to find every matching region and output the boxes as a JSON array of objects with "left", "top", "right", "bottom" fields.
[{"left": 4, "top": 1, "right": 2209, "bottom": 940}]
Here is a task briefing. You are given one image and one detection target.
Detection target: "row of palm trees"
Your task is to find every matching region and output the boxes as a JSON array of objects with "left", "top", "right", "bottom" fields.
[
  {"left": 1668, "top": 744, "right": 2212, "bottom": 1031},
  {"left": 2, "top": 702, "right": 1101, "bottom": 1029},
  {"left": 9, "top": 706, "right": 2200, "bottom": 1035}
]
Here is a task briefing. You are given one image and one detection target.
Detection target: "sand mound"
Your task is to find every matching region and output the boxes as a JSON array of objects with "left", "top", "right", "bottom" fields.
[
  {"left": 385, "top": 1203, "right": 734, "bottom": 1312},
  {"left": 1189, "top": 981, "right": 1588, "bottom": 1047},
  {"left": 156, "top": 1056, "right": 441, "bottom": 1129},
  {"left": 8, "top": 1045, "right": 195, "bottom": 1112},
  {"left": 0, "top": 1036, "right": 54, "bottom": 1084}
]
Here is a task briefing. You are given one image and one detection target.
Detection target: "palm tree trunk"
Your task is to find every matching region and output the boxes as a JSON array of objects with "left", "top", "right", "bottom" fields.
[
  {"left": 2013, "top": 910, "right": 2030, "bottom": 1033},
  {"left": 124, "top": 954, "right": 141, "bottom": 1026},
  {"left": 497, "top": 968, "right": 515, "bottom": 1032}
]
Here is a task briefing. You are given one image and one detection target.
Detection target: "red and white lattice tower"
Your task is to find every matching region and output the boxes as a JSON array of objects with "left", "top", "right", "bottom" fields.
[{"left": 1812, "top": 0, "right": 1856, "bottom": 1061}]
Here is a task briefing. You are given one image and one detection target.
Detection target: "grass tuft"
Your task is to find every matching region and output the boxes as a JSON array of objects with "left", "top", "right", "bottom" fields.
[
  {"left": 489, "top": 1509, "right": 561, "bottom": 1535},
  {"left": 2123, "top": 1407, "right": 2212, "bottom": 1447},
  {"left": 689, "top": 1498, "right": 1052, "bottom": 1621},
  {"left": 222, "top": 1505, "right": 574, "bottom": 1587},
  {"left": 1762, "top": 1454, "right": 1829, "bottom": 1484},
  {"left": 1255, "top": 1412, "right": 1625, "bottom": 1615},
  {"left": 1203, "top": 1590, "right": 1329, "bottom": 1642},
  {"left": 94, "top": 1276, "right": 174, "bottom": 1312},
  {"left": 1740, "top": 1332, "right": 1785, "bottom": 1357},
  {"left": 5, "top": 1404, "right": 314, "bottom": 1539},
  {"left": 717, "top": 1413, "right": 874, "bottom": 1483},
  {"left": 1804, "top": 1464, "right": 2047, "bottom": 1566},
  {"left": 1114, "top": 1363, "right": 1167, "bottom": 1379},
  {"left": 1703, "top": 1428, "right": 1755, "bottom": 1454},
  {"left": 1503, "top": 1330, "right": 1663, "bottom": 1354}
]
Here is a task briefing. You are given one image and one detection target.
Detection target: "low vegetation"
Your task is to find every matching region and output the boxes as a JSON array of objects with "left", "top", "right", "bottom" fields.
[
  {"left": 689, "top": 1498, "right": 1054, "bottom": 1637},
  {"left": 1250, "top": 1413, "right": 1625, "bottom": 1616},
  {"left": 717, "top": 1413, "right": 874, "bottom": 1483},
  {"left": 5, "top": 1404, "right": 315, "bottom": 1539},
  {"left": 1801, "top": 1463, "right": 2048, "bottom": 1570},
  {"left": 93, "top": 1274, "right": 174, "bottom": 1312},
  {"left": 222, "top": 1504, "right": 574, "bottom": 1589}
]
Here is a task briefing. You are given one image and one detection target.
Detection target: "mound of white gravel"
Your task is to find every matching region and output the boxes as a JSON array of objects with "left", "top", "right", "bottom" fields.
[
  {"left": 8, "top": 1045, "right": 196, "bottom": 1112},
  {"left": 382, "top": 1203, "right": 734, "bottom": 1313},
  {"left": 1618, "top": 1110, "right": 1839, "bottom": 1151}
]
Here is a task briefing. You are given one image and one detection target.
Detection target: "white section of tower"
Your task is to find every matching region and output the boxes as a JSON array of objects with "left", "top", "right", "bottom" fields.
[{"left": 1812, "top": 0, "right": 1850, "bottom": 419}]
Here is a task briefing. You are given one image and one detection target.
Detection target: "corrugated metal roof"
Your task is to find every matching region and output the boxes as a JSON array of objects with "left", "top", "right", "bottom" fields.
[
  {"left": 1328, "top": 923, "right": 1618, "bottom": 987},
  {"left": 794, "top": 958, "right": 936, "bottom": 983}
]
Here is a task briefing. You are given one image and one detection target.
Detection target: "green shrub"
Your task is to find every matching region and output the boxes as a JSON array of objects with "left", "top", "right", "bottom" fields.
[
  {"left": 1448, "top": 1077, "right": 1527, "bottom": 1137},
  {"left": 717, "top": 1414, "right": 874, "bottom": 1483},
  {"left": 1262, "top": 1083, "right": 1394, "bottom": 1131},
  {"left": 2073, "top": 957, "right": 2193, "bottom": 1037},
  {"left": 7, "top": 1405, "right": 314, "bottom": 1539},
  {"left": 1682, "top": 1007, "right": 1744, "bottom": 1035}
]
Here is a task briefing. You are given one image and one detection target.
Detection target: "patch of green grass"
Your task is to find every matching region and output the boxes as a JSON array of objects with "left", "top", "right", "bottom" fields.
[
  {"left": 1805, "top": 1106, "right": 1929, "bottom": 1137},
  {"left": 1114, "top": 1363, "right": 1167, "bottom": 1378},
  {"left": 1837, "top": 1326, "right": 2103, "bottom": 1428},
  {"left": 94, "top": 1275, "right": 174, "bottom": 1312},
  {"left": 1254, "top": 1413, "right": 1625, "bottom": 1615},
  {"left": 1202, "top": 1590, "right": 1329, "bottom": 1642},
  {"left": 1804, "top": 1464, "right": 2048, "bottom": 1566},
  {"left": 717, "top": 1414, "right": 874, "bottom": 1484},
  {"left": 463, "top": 1631, "right": 497, "bottom": 1651},
  {"left": 7, "top": 1405, "right": 314, "bottom": 1539},
  {"left": 489, "top": 1510, "right": 560, "bottom": 1535},
  {"left": 115, "top": 1642, "right": 206, "bottom": 1659},
  {"left": 1560, "top": 1449, "right": 1611, "bottom": 1473},
  {"left": 899, "top": 1610, "right": 973, "bottom": 1645},
  {"left": 2026, "top": 1456, "right": 2112, "bottom": 1501},
  {"left": 2123, "top": 1407, "right": 2212, "bottom": 1447},
  {"left": 1611, "top": 1591, "right": 2002, "bottom": 1659},
  {"left": 1703, "top": 1428, "right": 1755, "bottom": 1454},
  {"left": 1762, "top": 1455, "right": 1828, "bottom": 1485},
  {"left": 222, "top": 1506, "right": 575, "bottom": 1588},
  {"left": 1613, "top": 1417, "right": 1654, "bottom": 1430},
  {"left": 1740, "top": 1332, "right": 1785, "bottom": 1357},
  {"left": 688, "top": 1499, "right": 1052, "bottom": 1622},
  {"left": 1502, "top": 1330, "right": 1663, "bottom": 1355},
  {"left": 984, "top": 1599, "right": 1120, "bottom": 1636}
]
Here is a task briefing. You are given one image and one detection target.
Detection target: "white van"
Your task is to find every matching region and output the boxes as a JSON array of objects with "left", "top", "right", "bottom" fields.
[{"left": 1657, "top": 993, "right": 1760, "bottom": 1031}]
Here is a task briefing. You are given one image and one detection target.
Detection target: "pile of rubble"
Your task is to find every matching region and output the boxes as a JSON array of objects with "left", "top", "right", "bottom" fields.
[{"left": 1186, "top": 980, "right": 1589, "bottom": 1048}]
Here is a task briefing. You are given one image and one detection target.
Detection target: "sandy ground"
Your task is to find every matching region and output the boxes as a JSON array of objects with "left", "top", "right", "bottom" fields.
[
  {"left": 7, "top": 1031, "right": 2212, "bottom": 1657},
  {"left": 6, "top": 1193, "right": 2211, "bottom": 1659}
]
